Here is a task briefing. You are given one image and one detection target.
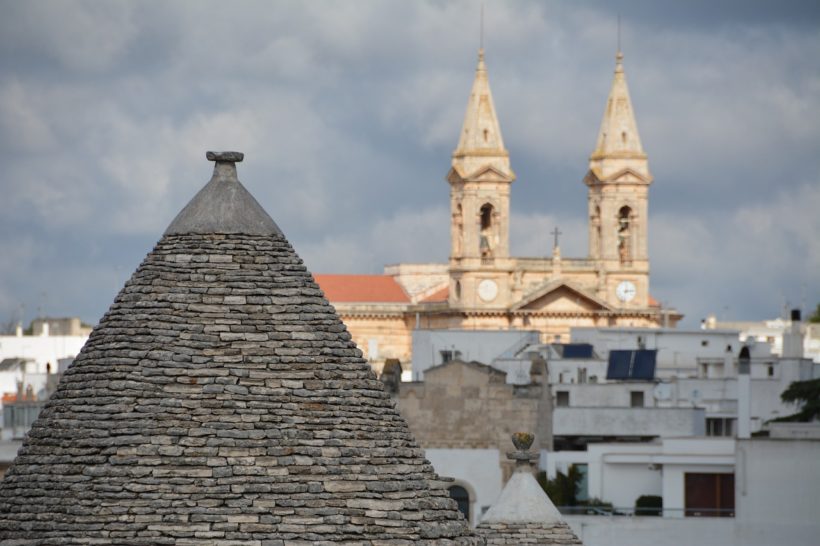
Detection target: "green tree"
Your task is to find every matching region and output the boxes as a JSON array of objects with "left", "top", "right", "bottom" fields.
[
  {"left": 772, "top": 378, "right": 820, "bottom": 422},
  {"left": 809, "top": 304, "right": 820, "bottom": 323},
  {"left": 536, "top": 465, "right": 581, "bottom": 506}
]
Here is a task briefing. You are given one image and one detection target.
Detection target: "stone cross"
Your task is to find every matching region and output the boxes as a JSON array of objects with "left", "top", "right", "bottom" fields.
[{"left": 551, "top": 227, "right": 562, "bottom": 250}]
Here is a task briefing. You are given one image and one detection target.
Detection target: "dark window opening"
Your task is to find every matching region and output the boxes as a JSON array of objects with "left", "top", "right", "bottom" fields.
[
  {"left": 685, "top": 473, "right": 734, "bottom": 517},
  {"left": 448, "top": 485, "right": 470, "bottom": 522},
  {"left": 480, "top": 203, "right": 494, "bottom": 231},
  {"left": 556, "top": 391, "right": 570, "bottom": 407},
  {"left": 617, "top": 206, "right": 632, "bottom": 263},
  {"left": 630, "top": 391, "right": 644, "bottom": 407}
]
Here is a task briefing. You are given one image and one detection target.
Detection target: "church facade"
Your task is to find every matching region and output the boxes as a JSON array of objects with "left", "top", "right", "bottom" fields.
[{"left": 316, "top": 49, "right": 681, "bottom": 373}]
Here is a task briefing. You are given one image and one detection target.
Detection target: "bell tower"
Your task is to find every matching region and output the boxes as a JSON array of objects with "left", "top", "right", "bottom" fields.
[
  {"left": 584, "top": 50, "right": 652, "bottom": 309},
  {"left": 447, "top": 48, "right": 515, "bottom": 308}
]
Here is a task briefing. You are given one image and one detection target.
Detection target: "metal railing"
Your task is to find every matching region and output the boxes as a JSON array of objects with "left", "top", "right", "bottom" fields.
[
  {"left": 557, "top": 506, "right": 735, "bottom": 518},
  {"left": 3, "top": 401, "right": 46, "bottom": 439}
]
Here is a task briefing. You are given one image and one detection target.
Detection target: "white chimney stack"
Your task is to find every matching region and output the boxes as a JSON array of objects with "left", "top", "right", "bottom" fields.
[
  {"left": 737, "top": 346, "right": 751, "bottom": 439},
  {"left": 781, "top": 308, "right": 804, "bottom": 359}
]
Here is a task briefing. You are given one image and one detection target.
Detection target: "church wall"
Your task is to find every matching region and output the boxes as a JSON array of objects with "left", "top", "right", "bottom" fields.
[{"left": 335, "top": 313, "right": 413, "bottom": 373}]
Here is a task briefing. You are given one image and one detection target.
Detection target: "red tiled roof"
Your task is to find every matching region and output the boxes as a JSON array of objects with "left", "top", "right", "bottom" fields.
[
  {"left": 649, "top": 295, "right": 660, "bottom": 307},
  {"left": 314, "top": 274, "right": 410, "bottom": 303},
  {"left": 420, "top": 286, "right": 449, "bottom": 303}
]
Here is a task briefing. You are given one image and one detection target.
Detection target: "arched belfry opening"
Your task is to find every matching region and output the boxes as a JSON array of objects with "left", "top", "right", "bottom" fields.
[
  {"left": 479, "top": 203, "right": 495, "bottom": 259},
  {"left": 617, "top": 205, "right": 632, "bottom": 264}
]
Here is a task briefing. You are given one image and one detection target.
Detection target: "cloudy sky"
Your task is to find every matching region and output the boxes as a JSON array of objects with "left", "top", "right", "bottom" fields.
[{"left": 0, "top": 0, "right": 818, "bottom": 329}]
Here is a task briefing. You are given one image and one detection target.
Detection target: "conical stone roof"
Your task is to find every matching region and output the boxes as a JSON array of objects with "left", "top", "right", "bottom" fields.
[
  {"left": 476, "top": 433, "right": 582, "bottom": 545},
  {"left": 0, "top": 152, "right": 481, "bottom": 545}
]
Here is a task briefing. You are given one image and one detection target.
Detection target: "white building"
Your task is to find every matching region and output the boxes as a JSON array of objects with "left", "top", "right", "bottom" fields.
[
  {"left": 0, "top": 323, "right": 88, "bottom": 441},
  {"left": 704, "top": 308, "right": 820, "bottom": 363}
]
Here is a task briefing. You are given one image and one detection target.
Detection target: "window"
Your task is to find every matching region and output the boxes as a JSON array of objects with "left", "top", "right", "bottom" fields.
[
  {"left": 706, "top": 417, "right": 735, "bottom": 437},
  {"left": 455, "top": 281, "right": 461, "bottom": 301},
  {"left": 701, "top": 340, "right": 709, "bottom": 347},
  {"left": 617, "top": 206, "right": 632, "bottom": 263},
  {"left": 440, "top": 350, "right": 453, "bottom": 363},
  {"left": 448, "top": 485, "right": 470, "bottom": 522},
  {"left": 630, "top": 391, "right": 644, "bottom": 407},
  {"left": 767, "top": 365, "right": 774, "bottom": 377},
  {"left": 480, "top": 203, "right": 494, "bottom": 231},
  {"left": 684, "top": 473, "right": 734, "bottom": 517},
  {"left": 556, "top": 391, "right": 570, "bottom": 407},
  {"left": 577, "top": 368, "right": 587, "bottom": 384},
  {"left": 479, "top": 203, "right": 494, "bottom": 260}
]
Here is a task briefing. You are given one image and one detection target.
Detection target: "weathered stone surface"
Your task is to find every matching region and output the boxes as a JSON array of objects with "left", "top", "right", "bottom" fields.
[
  {"left": 475, "top": 434, "right": 581, "bottom": 545},
  {"left": 0, "top": 155, "right": 481, "bottom": 545}
]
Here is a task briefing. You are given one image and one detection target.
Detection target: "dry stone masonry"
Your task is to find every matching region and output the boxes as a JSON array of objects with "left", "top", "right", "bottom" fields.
[
  {"left": 476, "top": 433, "right": 582, "bottom": 545},
  {"left": 0, "top": 152, "right": 481, "bottom": 545}
]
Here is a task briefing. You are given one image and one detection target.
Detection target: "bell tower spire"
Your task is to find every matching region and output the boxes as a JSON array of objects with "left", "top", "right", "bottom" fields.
[
  {"left": 585, "top": 48, "right": 652, "bottom": 309},
  {"left": 450, "top": 49, "right": 511, "bottom": 178},
  {"left": 588, "top": 50, "right": 650, "bottom": 180},
  {"left": 447, "top": 46, "right": 515, "bottom": 309}
]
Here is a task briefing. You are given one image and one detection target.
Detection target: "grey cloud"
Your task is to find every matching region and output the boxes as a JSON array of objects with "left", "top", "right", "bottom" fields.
[{"left": 0, "top": 0, "right": 817, "bottom": 328}]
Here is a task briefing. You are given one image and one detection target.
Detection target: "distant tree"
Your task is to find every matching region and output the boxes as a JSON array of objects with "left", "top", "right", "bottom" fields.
[
  {"left": 772, "top": 378, "right": 820, "bottom": 422},
  {"left": 536, "top": 466, "right": 581, "bottom": 506},
  {"left": 809, "top": 304, "right": 820, "bottom": 324}
]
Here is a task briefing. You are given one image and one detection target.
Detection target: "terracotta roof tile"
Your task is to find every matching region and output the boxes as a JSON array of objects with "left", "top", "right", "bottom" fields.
[
  {"left": 314, "top": 274, "right": 410, "bottom": 303},
  {"left": 420, "top": 286, "right": 449, "bottom": 303}
]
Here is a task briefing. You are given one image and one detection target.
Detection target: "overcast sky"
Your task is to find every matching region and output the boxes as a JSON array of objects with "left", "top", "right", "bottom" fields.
[{"left": 0, "top": 0, "right": 818, "bottom": 329}]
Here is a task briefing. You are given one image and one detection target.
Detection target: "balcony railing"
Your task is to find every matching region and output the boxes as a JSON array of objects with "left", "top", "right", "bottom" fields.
[{"left": 3, "top": 401, "right": 46, "bottom": 438}]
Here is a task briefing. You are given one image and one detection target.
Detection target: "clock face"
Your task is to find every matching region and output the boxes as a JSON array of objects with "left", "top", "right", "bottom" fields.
[
  {"left": 616, "top": 280, "right": 637, "bottom": 302},
  {"left": 478, "top": 279, "right": 499, "bottom": 302}
]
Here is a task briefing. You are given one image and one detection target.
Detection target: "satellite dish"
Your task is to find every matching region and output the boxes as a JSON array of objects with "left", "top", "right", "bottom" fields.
[{"left": 653, "top": 383, "right": 671, "bottom": 400}]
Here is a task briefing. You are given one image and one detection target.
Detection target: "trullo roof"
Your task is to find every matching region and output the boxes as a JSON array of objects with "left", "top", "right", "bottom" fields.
[
  {"left": 476, "top": 433, "right": 582, "bottom": 545},
  {"left": 0, "top": 152, "right": 480, "bottom": 545}
]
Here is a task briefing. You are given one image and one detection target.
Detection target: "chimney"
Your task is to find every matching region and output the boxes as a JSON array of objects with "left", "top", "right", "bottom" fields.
[
  {"left": 781, "top": 308, "right": 804, "bottom": 359},
  {"left": 41, "top": 322, "right": 49, "bottom": 337},
  {"left": 737, "top": 346, "right": 751, "bottom": 439},
  {"left": 15, "top": 323, "right": 22, "bottom": 337}
]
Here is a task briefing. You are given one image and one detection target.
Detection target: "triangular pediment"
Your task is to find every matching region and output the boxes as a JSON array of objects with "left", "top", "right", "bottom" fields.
[
  {"left": 512, "top": 279, "right": 612, "bottom": 313},
  {"left": 585, "top": 166, "right": 652, "bottom": 186},
  {"left": 447, "top": 164, "right": 514, "bottom": 184}
]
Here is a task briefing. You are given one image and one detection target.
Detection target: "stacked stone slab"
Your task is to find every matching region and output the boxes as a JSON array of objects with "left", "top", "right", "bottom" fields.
[
  {"left": 476, "top": 433, "right": 582, "bottom": 545},
  {"left": 0, "top": 152, "right": 481, "bottom": 545}
]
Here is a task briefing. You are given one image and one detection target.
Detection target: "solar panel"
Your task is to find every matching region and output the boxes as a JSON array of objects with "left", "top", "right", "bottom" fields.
[
  {"left": 606, "top": 349, "right": 657, "bottom": 380},
  {"left": 561, "top": 343, "right": 594, "bottom": 359}
]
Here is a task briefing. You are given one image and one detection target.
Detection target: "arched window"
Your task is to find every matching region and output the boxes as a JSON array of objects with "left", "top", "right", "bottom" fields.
[
  {"left": 448, "top": 485, "right": 470, "bottom": 522},
  {"left": 480, "top": 203, "right": 494, "bottom": 231},
  {"left": 479, "top": 203, "right": 495, "bottom": 259},
  {"left": 455, "top": 281, "right": 462, "bottom": 301},
  {"left": 618, "top": 206, "right": 632, "bottom": 263}
]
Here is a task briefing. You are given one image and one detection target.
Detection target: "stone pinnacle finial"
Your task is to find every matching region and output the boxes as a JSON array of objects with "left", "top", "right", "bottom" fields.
[
  {"left": 206, "top": 151, "right": 244, "bottom": 163},
  {"left": 508, "top": 432, "right": 538, "bottom": 469},
  {"left": 615, "top": 50, "right": 624, "bottom": 73}
]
